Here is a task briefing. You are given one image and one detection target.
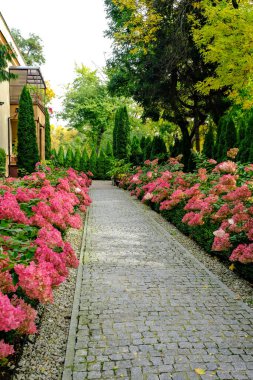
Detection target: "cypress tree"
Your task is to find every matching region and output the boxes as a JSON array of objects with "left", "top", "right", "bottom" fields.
[
  {"left": 130, "top": 136, "right": 143, "bottom": 165},
  {"left": 0, "top": 148, "right": 6, "bottom": 177},
  {"left": 65, "top": 147, "right": 73, "bottom": 168},
  {"left": 57, "top": 146, "right": 65, "bottom": 166},
  {"left": 51, "top": 148, "right": 57, "bottom": 160},
  {"left": 73, "top": 149, "right": 81, "bottom": 171},
  {"left": 80, "top": 149, "right": 89, "bottom": 172},
  {"left": 202, "top": 126, "right": 214, "bottom": 158},
  {"left": 140, "top": 136, "right": 146, "bottom": 151},
  {"left": 150, "top": 136, "right": 167, "bottom": 160},
  {"left": 237, "top": 118, "right": 246, "bottom": 147},
  {"left": 104, "top": 153, "right": 112, "bottom": 179},
  {"left": 114, "top": 106, "right": 130, "bottom": 160},
  {"left": 225, "top": 117, "right": 237, "bottom": 153},
  {"left": 143, "top": 137, "right": 152, "bottom": 160},
  {"left": 97, "top": 150, "right": 106, "bottom": 179},
  {"left": 239, "top": 112, "right": 253, "bottom": 163},
  {"left": 89, "top": 149, "right": 97, "bottom": 178},
  {"left": 113, "top": 110, "right": 119, "bottom": 157},
  {"left": 215, "top": 116, "right": 227, "bottom": 161},
  {"left": 45, "top": 108, "right": 51, "bottom": 160},
  {"left": 106, "top": 141, "right": 113, "bottom": 157},
  {"left": 17, "top": 86, "right": 39, "bottom": 173}
]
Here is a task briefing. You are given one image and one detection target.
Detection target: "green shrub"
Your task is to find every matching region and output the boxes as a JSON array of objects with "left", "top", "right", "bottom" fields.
[
  {"left": 17, "top": 86, "right": 39, "bottom": 173},
  {"left": 202, "top": 126, "right": 214, "bottom": 158},
  {"left": 65, "top": 147, "right": 73, "bottom": 168},
  {"left": 89, "top": 149, "right": 97, "bottom": 178},
  {"left": 150, "top": 136, "right": 167, "bottom": 160},
  {"left": 113, "top": 106, "right": 130, "bottom": 160},
  {"left": 45, "top": 108, "right": 51, "bottom": 160},
  {"left": 80, "top": 149, "right": 89, "bottom": 173},
  {"left": 130, "top": 136, "right": 143, "bottom": 165},
  {"left": 0, "top": 148, "right": 6, "bottom": 177},
  {"left": 73, "top": 149, "right": 81, "bottom": 171},
  {"left": 57, "top": 146, "right": 65, "bottom": 166}
]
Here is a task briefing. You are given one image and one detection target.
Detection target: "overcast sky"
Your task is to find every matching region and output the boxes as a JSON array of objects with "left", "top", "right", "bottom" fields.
[{"left": 1, "top": 0, "right": 112, "bottom": 123}]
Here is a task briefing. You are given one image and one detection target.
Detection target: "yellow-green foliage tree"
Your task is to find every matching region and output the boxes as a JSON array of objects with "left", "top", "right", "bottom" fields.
[
  {"left": 51, "top": 125, "right": 79, "bottom": 151},
  {"left": 190, "top": 0, "right": 253, "bottom": 108}
]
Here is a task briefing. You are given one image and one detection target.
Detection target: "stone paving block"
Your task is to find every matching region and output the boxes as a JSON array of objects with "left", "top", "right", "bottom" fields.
[{"left": 66, "top": 181, "right": 253, "bottom": 380}]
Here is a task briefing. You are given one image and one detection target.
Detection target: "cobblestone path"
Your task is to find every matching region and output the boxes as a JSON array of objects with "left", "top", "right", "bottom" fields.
[{"left": 66, "top": 181, "right": 253, "bottom": 380}]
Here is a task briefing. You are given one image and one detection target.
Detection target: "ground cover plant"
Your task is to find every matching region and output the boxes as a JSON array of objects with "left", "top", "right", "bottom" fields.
[
  {"left": 119, "top": 150, "right": 253, "bottom": 280},
  {"left": 0, "top": 163, "right": 92, "bottom": 363}
]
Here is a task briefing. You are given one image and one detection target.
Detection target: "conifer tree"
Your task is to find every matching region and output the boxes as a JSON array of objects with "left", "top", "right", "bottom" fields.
[
  {"left": 225, "top": 117, "right": 237, "bottom": 153},
  {"left": 65, "top": 147, "right": 73, "bottom": 168},
  {"left": 238, "top": 112, "right": 253, "bottom": 163},
  {"left": 45, "top": 108, "right": 51, "bottom": 160},
  {"left": 89, "top": 149, "right": 97, "bottom": 178},
  {"left": 97, "top": 150, "right": 106, "bottom": 179},
  {"left": 80, "top": 148, "right": 89, "bottom": 172},
  {"left": 203, "top": 126, "right": 214, "bottom": 158},
  {"left": 113, "top": 110, "right": 119, "bottom": 157},
  {"left": 140, "top": 136, "right": 146, "bottom": 152},
  {"left": 106, "top": 141, "right": 113, "bottom": 157},
  {"left": 130, "top": 136, "right": 143, "bottom": 165},
  {"left": 143, "top": 137, "right": 152, "bottom": 161},
  {"left": 150, "top": 136, "right": 167, "bottom": 160},
  {"left": 104, "top": 153, "right": 112, "bottom": 179},
  {"left": 113, "top": 106, "right": 130, "bottom": 160},
  {"left": 73, "top": 149, "right": 81, "bottom": 171},
  {"left": 215, "top": 116, "right": 227, "bottom": 161},
  {"left": 51, "top": 148, "right": 57, "bottom": 161},
  {"left": 0, "top": 148, "right": 6, "bottom": 177},
  {"left": 57, "top": 146, "right": 65, "bottom": 166},
  {"left": 17, "top": 86, "right": 39, "bottom": 173}
]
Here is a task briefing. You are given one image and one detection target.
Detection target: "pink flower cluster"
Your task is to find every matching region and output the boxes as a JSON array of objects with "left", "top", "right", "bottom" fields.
[
  {"left": 0, "top": 166, "right": 92, "bottom": 360},
  {"left": 120, "top": 157, "right": 253, "bottom": 266}
]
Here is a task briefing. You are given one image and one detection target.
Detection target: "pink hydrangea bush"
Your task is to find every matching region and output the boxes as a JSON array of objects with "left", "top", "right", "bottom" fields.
[
  {"left": 120, "top": 153, "right": 253, "bottom": 271},
  {"left": 0, "top": 165, "right": 92, "bottom": 361}
]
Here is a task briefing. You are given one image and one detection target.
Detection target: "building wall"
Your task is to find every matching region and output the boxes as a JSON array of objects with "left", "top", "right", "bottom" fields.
[
  {"left": 0, "top": 81, "right": 11, "bottom": 152},
  {"left": 0, "top": 12, "right": 25, "bottom": 158}
]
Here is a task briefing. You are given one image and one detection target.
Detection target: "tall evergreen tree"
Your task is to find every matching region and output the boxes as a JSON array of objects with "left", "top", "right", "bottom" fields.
[
  {"left": 57, "top": 146, "right": 65, "bottom": 166},
  {"left": 106, "top": 141, "right": 113, "bottom": 157},
  {"left": 65, "top": 147, "right": 73, "bottom": 168},
  {"left": 0, "top": 148, "right": 6, "bottom": 177},
  {"left": 140, "top": 136, "right": 146, "bottom": 152},
  {"left": 73, "top": 149, "right": 81, "bottom": 171},
  {"left": 80, "top": 149, "right": 89, "bottom": 172},
  {"left": 150, "top": 136, "right": 167, "bottom": 160},
  {"left": 143, "top": 137, "right": 153, "bottom": 161},
  {"left": 202, "top": 126, "right": 214, "bottom": 158},
  {"left": 225, "top": 117, "right": 237, "bottom": 154},
  {"left": 130, "top": 136, "right": 143, "bottom": 165},
  {"left": 113, "top": 106, "right": 130, "bottom": 160},
  {"left": 113, "top": 110, "right": 119, "bottom": 157},
  {"left": 89, "top": 149, "right": 97, "bottom": 178},
  {"left": 45, "top": 108, "right": 51, "bottom": 160},
  {"left": 215, "top": 116, "right": 227, "bottom": 161},
  {"left": 238, "top": 112, "right": 253, "bottom": 163},
  {"left": 17, "top": 86, "right": 39, "bottom": 173},
  {"left": 97, "top": 150, "right": 106, "bottom": 179}
]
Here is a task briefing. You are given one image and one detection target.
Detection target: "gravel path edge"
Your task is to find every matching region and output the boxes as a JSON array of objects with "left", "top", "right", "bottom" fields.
[{"left": 62, "top": 205, "right": 91, "bottom": 380}]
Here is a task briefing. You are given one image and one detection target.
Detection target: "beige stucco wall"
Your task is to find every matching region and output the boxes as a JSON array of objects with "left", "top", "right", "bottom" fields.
[
  {"left": 0, "top": 81, "right": 11, "bottom": 152},
  {"left": 0, "top": 13, "right": 25, "bottom": 159}
]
